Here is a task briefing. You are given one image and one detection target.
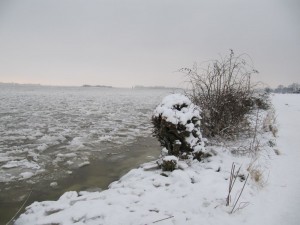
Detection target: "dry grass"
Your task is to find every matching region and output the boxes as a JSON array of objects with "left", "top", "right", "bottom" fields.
[
  {"left": 262, "top": 107, "right": 278, "bottom": 137},
  {"left": 247, "top": 158, "right": 268, "bottom": 188}
]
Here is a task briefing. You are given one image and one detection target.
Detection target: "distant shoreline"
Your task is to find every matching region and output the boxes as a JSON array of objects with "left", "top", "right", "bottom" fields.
[
  {"left": 82, "top": 84, "right": 113, "bottom": 88},
  {"left": 0, "top": 82, "right": 182, "bottom": 90},
  {"left": 133, "top": 85, "right": 182, "bottom": 90}
]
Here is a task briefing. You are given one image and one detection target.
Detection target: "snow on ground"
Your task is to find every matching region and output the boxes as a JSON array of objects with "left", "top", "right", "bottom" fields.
[
  {"left": 14, "top": 153, "right": 251, "bottom": 225},
  {"left": 0, "top": 85, "right": 173, "bottom": 183},
  {"left": 236, "top": 94, "right": 300, "bottom": 225},
  {"left": 15, "top": 94, "right": 300, "bottom": 225}
]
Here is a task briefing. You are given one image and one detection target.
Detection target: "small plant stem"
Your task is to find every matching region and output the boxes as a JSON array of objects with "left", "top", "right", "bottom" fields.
[
  {"left": 231, "top": 174, "right": 249, "bottom": 214},
  {"left": 152, "top": 216, "right": 174, "bottom": 223},
  {"left": 6, "top": 189, "right": 33, "bottom": 225},
  {"left": 226, "top": 163, "right": 242, "bottom": 206}
]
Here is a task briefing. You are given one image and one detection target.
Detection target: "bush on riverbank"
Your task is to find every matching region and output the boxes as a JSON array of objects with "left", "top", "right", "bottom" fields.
[
  {"left": 180, "top": 50, "right": 269, "bottom": 138},
  {"left": 152, "top": 94, "right": 206, "bottom": 160}
]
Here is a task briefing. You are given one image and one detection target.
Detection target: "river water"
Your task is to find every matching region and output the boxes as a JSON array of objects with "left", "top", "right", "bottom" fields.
[{"left": 0, "top": 85, "right": 175, "bottom": 224}]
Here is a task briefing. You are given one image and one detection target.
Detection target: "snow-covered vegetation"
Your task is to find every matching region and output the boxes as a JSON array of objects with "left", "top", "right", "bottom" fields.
[
  {"left": 181, "top": 50, "right": 264, "bottom": 137},
  {"left": 152, "top": 94, "right": 206, "bottom": 159},
  {"left": 14, "top": 91, "right": 300, "bottom": 225}
]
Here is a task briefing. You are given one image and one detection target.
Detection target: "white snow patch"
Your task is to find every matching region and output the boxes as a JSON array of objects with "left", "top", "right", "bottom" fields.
[
  {"left": 154, "top": 93, "right": 201, "bottom": 125},
  {"left": 163, "top": 155, "right": 178, "bottom": 162},
  {"left": 19, "top": 172, "right": 34, "bottom": 180}
]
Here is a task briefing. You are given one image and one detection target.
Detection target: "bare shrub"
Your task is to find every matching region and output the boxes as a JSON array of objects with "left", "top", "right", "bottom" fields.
[
  {"left": 180, "top": 50, "right": 259, "bottom": 137},
  {"left": 252, "top": 92, "right": 271, "bottom": 110}
]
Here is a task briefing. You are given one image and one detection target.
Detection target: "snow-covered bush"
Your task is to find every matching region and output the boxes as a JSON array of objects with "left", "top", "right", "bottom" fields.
[
  {"left": 152, "top": 94, "right": 206, "bottom": 160},
  {"left": 161, "top": 156, "right": 178, "bottom": 171}
]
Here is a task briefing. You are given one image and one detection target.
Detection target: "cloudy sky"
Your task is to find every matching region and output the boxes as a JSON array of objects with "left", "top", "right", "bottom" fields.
[{"left": 0, "top": 0, "right": 299, "bottom": 88}]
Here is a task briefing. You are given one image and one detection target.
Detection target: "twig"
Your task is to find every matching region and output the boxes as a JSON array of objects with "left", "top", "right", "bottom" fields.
[
  {"left": 226, "top": 163, "right": 242, "bottom": 206},
  {"left": 226, "top": 163, "right": 235, "bottom": 206},
  {"left": 231, "top": 165, "right": 242, "bottom": 193},
  {"left": 231, "top": 174, "right": 249, "bottom": 214},
  {"left": 152, "top": 216, "right": 174, "bottom": 224},
  {"left": 234, "top": 201, "right": 250, "bottom": 213},
  {"left": 6, "top": 189, "right": 33, "bottom": 225}
]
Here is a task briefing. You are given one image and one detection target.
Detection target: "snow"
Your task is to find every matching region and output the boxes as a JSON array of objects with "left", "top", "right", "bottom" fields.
[
  {"left": 13, "top": 94, "right": 300, "bottom": 224},
  {"left": 153, "top": 93, "right": 201, "bottom": 125},
  {"left": 162, "top": 156, "right": 178, "bottom": 162},
  {"left": 237, "top": 94, "right": 300, "bottom": 225},
  {"left": 19, "top": 172, "right": 34, "bottom": 180}
]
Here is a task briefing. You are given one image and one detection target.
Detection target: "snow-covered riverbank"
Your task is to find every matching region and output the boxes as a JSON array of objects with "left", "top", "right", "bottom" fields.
[
  {"left": 14, "top": 94, "right": 300, "bottom": 225},
  {"left": 237, "top": 94, "right": 300, "bottom": 225}
]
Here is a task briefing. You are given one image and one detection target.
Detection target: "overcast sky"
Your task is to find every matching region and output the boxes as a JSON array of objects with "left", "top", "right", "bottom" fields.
[{"left": 0, "top": 0, "right": 299, "bottom": 88}]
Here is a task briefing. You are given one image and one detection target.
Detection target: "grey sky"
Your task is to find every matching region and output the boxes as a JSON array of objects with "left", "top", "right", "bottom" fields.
[{"left": 0, "top": 0, "right": 299, "bottom": 88}]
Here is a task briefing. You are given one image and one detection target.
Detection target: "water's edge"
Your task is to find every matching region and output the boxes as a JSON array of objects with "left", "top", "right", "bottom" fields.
[{"left": 0, "top": 136, "right": 161, "bottom": 224}]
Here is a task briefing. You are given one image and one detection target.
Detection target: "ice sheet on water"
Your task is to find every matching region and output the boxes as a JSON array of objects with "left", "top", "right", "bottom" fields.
[
  {"left": 0, "top": 85, "right": 175, "bottom": 182},
  {"left": 1, "top": 159, "right": 40, "bottom": 169}
]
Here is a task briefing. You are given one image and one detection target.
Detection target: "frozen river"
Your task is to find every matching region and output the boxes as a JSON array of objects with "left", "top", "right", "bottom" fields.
[
  {"left": 0, "top": 85, "right": 174, "bottom": 183},
  {"left": 0, "top": 84, "right": 177, "bottom": 223}
]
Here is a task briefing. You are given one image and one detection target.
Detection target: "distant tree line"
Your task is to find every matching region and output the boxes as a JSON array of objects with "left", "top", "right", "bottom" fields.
[
  {"left": 82, "top": 84, "right": 113, "bottom": 88},
  {"left": 133, "top": 85, "right": 182, "bottom": 90},
  {"left": 266, "top": 83, "right": 300, "bottom": 94}
]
